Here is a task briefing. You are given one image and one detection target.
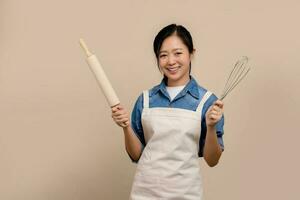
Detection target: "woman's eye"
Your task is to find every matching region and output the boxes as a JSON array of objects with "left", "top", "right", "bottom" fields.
[
  {"left": 159, "top": 54, "right": 167, "bottom": 58},
  {"left": 175, "top": 52, "right": 182, "bottom": 55}
]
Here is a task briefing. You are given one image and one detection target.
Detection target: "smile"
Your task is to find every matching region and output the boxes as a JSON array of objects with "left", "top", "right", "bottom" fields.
[{"left": 167, "top": 66, "right": 180, "bottom": 73}]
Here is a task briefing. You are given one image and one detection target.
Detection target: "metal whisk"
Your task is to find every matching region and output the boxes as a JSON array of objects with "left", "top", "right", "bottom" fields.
[{"left": 219, "top": 56, "right": 251, "bottom": 100}]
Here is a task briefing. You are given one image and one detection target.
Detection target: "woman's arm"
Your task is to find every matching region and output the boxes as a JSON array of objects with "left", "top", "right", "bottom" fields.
[
  {"left": 122, "top": 125, "right": 143, "bottom": 162},
  {"left": 203, "top": 126, "right": 223, "bottom": 167},
  {"left": 203, "top": 100, "right": 224, "bottom": 167},
  {"left": 111, "top": 105, "right": 142, "bottom": 162}
]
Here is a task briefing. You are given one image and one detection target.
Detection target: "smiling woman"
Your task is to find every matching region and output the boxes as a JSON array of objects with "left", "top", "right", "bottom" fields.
[
  {"left": 111, "top": 24, "right": 225, "bottom": 199},
  {"left": 154, "top": 24, "right": 195, "bottom": 87},
  {"left": 157, "top": 35, "right": 192, "bottom": 86}
]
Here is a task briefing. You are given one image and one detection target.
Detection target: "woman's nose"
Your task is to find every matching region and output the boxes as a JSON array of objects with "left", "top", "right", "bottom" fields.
[{"left": 167, "top": 55, "right": 176, "bottom": 65}]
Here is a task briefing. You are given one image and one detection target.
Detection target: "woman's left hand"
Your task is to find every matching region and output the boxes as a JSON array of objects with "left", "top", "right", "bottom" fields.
[{"left": 205, "top": 100, "right": 224, "bottom": 128}]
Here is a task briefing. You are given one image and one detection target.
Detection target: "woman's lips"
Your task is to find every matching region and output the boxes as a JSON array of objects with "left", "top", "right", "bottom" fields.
[{"left": 167, "top": 66, "right": 180, "bottom": 74}]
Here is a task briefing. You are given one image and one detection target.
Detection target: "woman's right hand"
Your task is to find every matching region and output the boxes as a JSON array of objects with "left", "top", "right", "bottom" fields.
[{"left": 111, "top": 104, "right": 130, "bottom": 128}]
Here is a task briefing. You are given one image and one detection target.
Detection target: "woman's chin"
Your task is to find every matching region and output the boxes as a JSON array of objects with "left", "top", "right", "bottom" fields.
[
  {"left": 164, "top": 73, "right": 190, "bottom": 86},
  {"left": 165, "top": 74, "right": 180, "bottom": 81}
]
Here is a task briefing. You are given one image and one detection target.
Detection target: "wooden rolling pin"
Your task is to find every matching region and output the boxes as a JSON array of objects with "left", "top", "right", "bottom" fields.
[
  {"left": 79, "top": 38, "right": 120, "bottom": 108},
  {"left": 79, "top": 39, "right": 128, "bottom": 127}
]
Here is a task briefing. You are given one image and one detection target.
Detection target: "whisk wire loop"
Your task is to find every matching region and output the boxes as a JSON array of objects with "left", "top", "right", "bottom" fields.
[{"left": 219, "top": 56, "right": 251, "bottom": 100}]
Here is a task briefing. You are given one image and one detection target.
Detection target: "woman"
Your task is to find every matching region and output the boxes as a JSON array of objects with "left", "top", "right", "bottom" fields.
[{"left": 111, "top": 24, "right": 224, "bottom": 199}]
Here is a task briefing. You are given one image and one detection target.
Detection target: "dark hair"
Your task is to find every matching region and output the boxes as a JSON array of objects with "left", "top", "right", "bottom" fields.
[{"left": 153, "top": 24, "right": 194, "bottom": 80}]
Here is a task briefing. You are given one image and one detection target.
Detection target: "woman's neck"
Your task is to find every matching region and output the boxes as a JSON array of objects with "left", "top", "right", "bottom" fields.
[{"left": 167, "top": 76, "right": 191, "bottom": 87}]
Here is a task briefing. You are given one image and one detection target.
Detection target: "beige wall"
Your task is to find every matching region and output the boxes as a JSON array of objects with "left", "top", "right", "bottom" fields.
[{"left": 1, "top": 0, "right": 299, "bottom": 199}]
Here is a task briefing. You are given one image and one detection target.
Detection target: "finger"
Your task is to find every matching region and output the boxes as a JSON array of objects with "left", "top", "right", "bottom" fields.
[
  {"left": 116, "top": 114, "right": 128, "bottom": 120},
  {"left": 123, "top": 118, "right": 129, "bottom": 123},
  {"left": 113, "top": 109, "right": 127, "bottom": 117},
  {"left": 111, "top": 108, "right": 116, "bottom": 113},
  {"left": 210, "top": 110, "right": 218, "bottom": 116},
  {"left": 116, "top": 122, "right": 125, "bottom": 127},
  {"left": 206, "top": 107, "right": 213, "bottom": 118},
  {"left": 120, "top": 122, "right": 129, "bottom": 128},
  {"left": 119, "top": 124, "right": 126, "bottom": 128},
  {"left": 112, "top": 113, "right": 127, "bottom": 120},
  {"left": 111, "top": 114, "right": 118, "bottom": 120},
  {"left": 112, "top": 112, "right": 121, "bottom": 118},
  {"left": 112, "top": 107, "right": 119, "bottom": 113},
  {"left": 112, "top": 105, "right": 123, "bottom": 113},
  {"left": 118, "top": 120, "right": 129, "bottom": 128},
  {"left": 214, "top": 104, "right": 224, "bottom": 112},
  {"left": 212, "top": 104, "right": 222, "bottom": 112},
  {"left": 209, "top": 114, "right": 217, "bottom": 119},
  {"left": 116, "top": 118, "right": 129, "bottom": 123},
  {"left": 115, "top": 111, "right": 125, "bottom": 116},
  {"left": 214, "top": 100, "right": 224, "bottom": 109},
  {"left": 212, "top": 105, "right": 220, "bottom": 112},
  {"left": 213, "top": 108, "right": 223, "bottom": 116},
  {"left": 209, "top": 115, "right": 222, "bottom": 123},
  {"left": 209, "top": 113, "right": 221, "bottom": 119},
  {"left": 112, "top": 111, "right": 124, "bottom": 118}
]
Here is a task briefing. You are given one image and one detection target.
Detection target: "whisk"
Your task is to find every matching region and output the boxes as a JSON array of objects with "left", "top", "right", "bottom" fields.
[{"left": 219, "top": 56, "right": 251, "bottom": 100}]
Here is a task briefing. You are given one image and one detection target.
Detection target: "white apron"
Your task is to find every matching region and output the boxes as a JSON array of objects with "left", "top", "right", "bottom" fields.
[{"left": 130, "top": 90, "right": 212, "bottom": 200}]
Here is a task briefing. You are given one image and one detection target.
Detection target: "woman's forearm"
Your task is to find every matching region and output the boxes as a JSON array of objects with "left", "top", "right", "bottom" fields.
[
  {"left": 203, "top": 126, "right": 222, "bottom": 167},
  {"left": 123, "top": 125, "right": 143, "bottom": 162},
  {"left": 111, "top": 105, "right": 142, "bottom": 162}
]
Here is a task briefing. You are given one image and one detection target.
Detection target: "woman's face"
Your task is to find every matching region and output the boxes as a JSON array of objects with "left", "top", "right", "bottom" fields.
[{"left": 158, "top": 35, "right": 193, "bottom": 86}]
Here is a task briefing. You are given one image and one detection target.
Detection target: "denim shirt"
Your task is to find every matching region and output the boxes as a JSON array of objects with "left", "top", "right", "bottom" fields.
[{"left": 130, "top": 76, "right": 224, "bottom": 163}]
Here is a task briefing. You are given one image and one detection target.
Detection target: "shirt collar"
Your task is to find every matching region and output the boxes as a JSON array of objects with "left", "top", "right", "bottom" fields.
[{"left": 150, "top": 76, "right": 200, "bottom": 99}]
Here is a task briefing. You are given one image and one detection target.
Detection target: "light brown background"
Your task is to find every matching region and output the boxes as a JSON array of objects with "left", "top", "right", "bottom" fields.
[{"left": 1, "top": 0, "right": 299, "bottom": 199}]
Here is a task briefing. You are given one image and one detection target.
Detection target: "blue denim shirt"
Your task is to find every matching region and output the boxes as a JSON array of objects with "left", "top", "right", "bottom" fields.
[{"left": 130, "top": 76, "right": 224, "bottom": 163}]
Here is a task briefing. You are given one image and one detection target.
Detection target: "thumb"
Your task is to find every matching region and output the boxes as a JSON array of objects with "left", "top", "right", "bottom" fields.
[
  {"left": 112, "top": 104, "right": 121, "bottom": 112},
  {"left": 214, "top": 100, "right": 224, "bottom": 109}
]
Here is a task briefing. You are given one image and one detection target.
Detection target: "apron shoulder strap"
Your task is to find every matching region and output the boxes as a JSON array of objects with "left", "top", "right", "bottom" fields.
[
  {"left": 196, "top": 91, "right": 212, "bottom": 114},
  {"left": 143, "top": 90, "right": 149, "bottom": 108}
]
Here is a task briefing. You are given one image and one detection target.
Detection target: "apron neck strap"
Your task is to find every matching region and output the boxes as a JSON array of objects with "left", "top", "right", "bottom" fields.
[
  {"left": 143, "top": 90, "right": 149, "bottom": 108},
  {"left": 143, "top": 90, "right": 212, "bottom": 112},
  {"left": 196, "top": 91, "right": 212, "bottom": 114}
]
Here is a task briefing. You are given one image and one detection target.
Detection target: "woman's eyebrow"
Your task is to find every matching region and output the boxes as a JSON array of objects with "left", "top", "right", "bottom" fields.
[
  {"left": 173, "top": 48, "right": 183, "bottom": 51},
  {"left": 159, "top": 48, "right": 183, "bottom": 53},
  {"left": 159, "top": 50, "right": 168, "bottom": 54}
]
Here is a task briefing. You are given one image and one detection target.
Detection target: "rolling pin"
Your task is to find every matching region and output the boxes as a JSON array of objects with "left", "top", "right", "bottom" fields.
[{"left": 79, "top": 39, "right": 127, "bottom": 127}]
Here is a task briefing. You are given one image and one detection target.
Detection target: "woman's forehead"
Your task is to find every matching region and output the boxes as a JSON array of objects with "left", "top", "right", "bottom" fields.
[{"left": 160, "top": 36, "right": 188, "bottom": 52}]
